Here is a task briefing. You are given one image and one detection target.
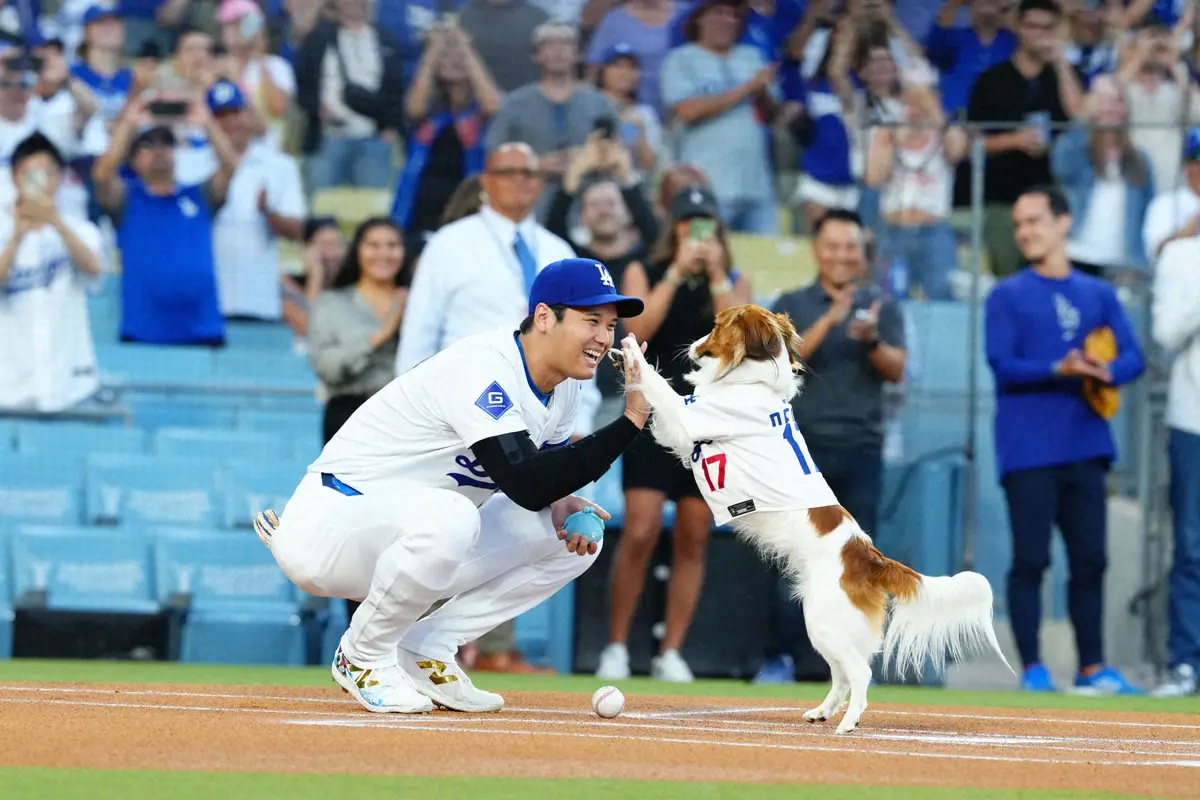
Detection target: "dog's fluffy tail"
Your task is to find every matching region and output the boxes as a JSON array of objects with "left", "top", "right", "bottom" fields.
[{"left": 877, "top": 559, "right": 1012, "bottom": 681}]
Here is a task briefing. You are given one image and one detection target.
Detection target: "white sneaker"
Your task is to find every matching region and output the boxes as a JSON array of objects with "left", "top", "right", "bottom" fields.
[
  {"left": 399, "top": 649, "right": 504, "bottom": 712},
  {"left": 253, "top": 509, "right": 279, "bottom": 549},
  {"left": 651, "top": 649, "right": 694, "bottom": 683},
  {"left": 595, "top": 643, "right": 631, "bottom": 681},
  {"left": 1152, "top": 664, "right": 1197, "bottom": 698},
  {"left": 331, "top": 645, "right": 434, "bottom": 713}
]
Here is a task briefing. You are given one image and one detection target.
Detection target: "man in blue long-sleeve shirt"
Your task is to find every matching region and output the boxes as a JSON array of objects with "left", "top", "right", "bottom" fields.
[{"left": 985, "top": 184, "right": 1146, "bottom": 695}]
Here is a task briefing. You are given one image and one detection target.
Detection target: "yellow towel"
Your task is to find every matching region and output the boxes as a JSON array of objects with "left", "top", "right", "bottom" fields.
[{"left": 1082, "top": 326, "right": 1119, "bottom": 420}]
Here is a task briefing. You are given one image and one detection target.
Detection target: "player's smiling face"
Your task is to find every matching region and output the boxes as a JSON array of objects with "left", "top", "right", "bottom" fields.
[{"left": 556, "top": 305, "right": 619, "bottom": 379}]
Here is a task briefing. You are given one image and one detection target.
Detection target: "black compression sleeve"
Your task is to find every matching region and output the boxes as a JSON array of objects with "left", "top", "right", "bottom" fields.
[{"left": 470, "top": 414, "right": 642, "bottom": 511}]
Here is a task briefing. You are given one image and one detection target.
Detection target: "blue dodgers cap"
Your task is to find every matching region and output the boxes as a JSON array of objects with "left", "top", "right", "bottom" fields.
[
  {"left": 602, "top": 42, "right": 639, "bottom": 64},
  {"left": 1185, "top": 127, "right": 1200, "bottom": 161},
  {"left": 207, "top": 79, "right": 247, "bottom": 114},
  {"left": 528, "top": 258, "right": 644, "bottom": 318}
]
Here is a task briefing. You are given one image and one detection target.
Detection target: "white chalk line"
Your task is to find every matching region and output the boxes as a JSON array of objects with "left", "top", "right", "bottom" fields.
[
  {"left": 2, "top": 693, "right": 1199, "bottom": 763},
  {"left": 5, "top": 684, "right": 1195, "bottom": 735},
  {"left": 277, "top": 717, "right": 1200, "bottom": 769}
]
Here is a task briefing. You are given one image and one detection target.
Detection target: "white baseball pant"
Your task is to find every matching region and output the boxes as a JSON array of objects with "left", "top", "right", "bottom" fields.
[{"left": 269, "top": 472, "right": 599, "bottom": 668}]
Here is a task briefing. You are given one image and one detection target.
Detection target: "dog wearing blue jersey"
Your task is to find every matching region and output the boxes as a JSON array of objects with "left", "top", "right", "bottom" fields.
[{"left": 619, "top": 305, "right": 1011, "bottom": 735}]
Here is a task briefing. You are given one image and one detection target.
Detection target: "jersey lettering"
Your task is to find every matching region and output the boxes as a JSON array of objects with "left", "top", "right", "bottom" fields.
[
  {"left": 446, "top": 454, "right": 498, "bottom": 491},
  {"left": 701, "top": 453, "right": 727, "bottom": 491},
  {"left": 769, "top": 405, "right": 815, "bottom": 475}
]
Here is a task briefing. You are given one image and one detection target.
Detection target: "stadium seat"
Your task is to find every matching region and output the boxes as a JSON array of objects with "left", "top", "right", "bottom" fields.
[
  {"left": 85, "top": 454, "right": 220, "bottom": 527},
  {"left": 211, "top": 350, "right": 316, "bottom": 390},
  {"left": 0, "top": 454, "right": 85, "bottom": 525},
  {"left": 13, "top": 421, "right": 148, "bottom": 456},
  {"left": 223, "top": 322, "right": 299, "bottom": 351},
  {"left": 9, "top": 524, "right": 158, "bottom": 614},
  {"left": 590, "top": 462, "right": 624, "bottom": 528},
  {"left": 0, "top": 419, "right": 15, "bottom": 451},
  {"left": 128, "top": 398, "right": 240, "bottom": 431},
  {"left": 153, "top": 427, "right": 295, "bottom": 462},
  {"left": 0, "top": 527, "right": 12, "bottom": 658},
  {"left": 153, "top": 528, "right": 306, "bottom": 665},
  {"left": 310, "top": 187, "right": 392, "bottom": 230},
  {"left": 95, "top": 343, "right": 216, "bottom": 386},
  {"left": 218, "top": 460, "right": 306, "bottom": 529}
]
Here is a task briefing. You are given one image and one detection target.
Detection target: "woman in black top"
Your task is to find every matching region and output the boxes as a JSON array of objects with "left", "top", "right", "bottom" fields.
[{"left": 594, "top": 184, "right": 754, "bottom": 683}]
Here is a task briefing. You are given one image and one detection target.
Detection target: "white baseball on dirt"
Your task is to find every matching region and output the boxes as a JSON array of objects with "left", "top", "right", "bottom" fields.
[{"left": 591, "top": 685, "right": 625, "bottom": 719}]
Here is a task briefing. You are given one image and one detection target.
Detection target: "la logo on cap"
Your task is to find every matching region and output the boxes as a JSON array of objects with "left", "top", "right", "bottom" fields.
[
  {"left": 595, "top": 262, "right": 614, "bottom": 288},
  {"left": 690, "top": 189, "right": 703, "bottom": 204}
]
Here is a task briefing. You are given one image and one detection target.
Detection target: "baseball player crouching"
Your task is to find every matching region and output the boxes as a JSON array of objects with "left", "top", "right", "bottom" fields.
[{"left": 254, "top": 257, "right": 649, "bottom": 714}]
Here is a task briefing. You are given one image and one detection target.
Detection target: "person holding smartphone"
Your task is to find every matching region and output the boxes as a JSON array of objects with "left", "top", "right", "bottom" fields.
[{"left": 594, "top": 183, "right": 753, "bottom": 684}]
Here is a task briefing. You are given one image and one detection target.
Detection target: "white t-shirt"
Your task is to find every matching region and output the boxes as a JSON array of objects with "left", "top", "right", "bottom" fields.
[
  {"left": 310, "top": 327, "right": 584, "bottom": 506},
  {"left": 213, "top": 142, "right": 307, "bottom": 319},
  {"left": 673, "top": 355, "right": 839, "bottom": 526},
  {"left": 0, "top": 215, "right": 106, "bottom": 412},
  {"left": 240, "top": 56, "right": 296, "bottom": 150},
  {"left": 1142, "top": 186, "right": 1200, "bottom": 263}
]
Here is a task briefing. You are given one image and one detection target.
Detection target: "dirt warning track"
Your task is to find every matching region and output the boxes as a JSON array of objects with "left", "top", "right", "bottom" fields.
[{"left": 1, "top": 683, "right": 1197, "bottom": 796}]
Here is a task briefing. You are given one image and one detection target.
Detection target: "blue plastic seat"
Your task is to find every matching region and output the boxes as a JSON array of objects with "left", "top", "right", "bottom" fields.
[
  {"left": 223, "top": 322, "right": 299, "bottom": 351},
  {"left": 85, "top": 454, "right": 220, "bottom": 527},
  {"left": 590, "top": 461, "right": 625, "bottom": 528},
  {"left": 0, "top": 420, "right": 15, "bottom": 451},
  {"left": 9, "top": 524, "right": 158, "bottom": 614},
  {"left": 153, "top": 427, "right": 295, "bottom": 461},
  {"left": 14, "top": 421, "right": 148, "bottom": 456},
  {"left": 0, "top": 527, "right": 12, "bottom": 658},
  {"left": 218, "top": 460, "right": 305, "bottom": 529},
  {"left": 153, "top": 528, "right": 305, "bottom": 664},
  {"left": 95, "top": 343, "right": 215, "bottom": 386},
  {"left": 211, "top": 351, "right": 316, "bottom": 390},
  {"left": 0, "top": 454, "right": 85, "bottom": 525},
  {"left": 128, "top": 398, "right": 239, "bottom": 431}
]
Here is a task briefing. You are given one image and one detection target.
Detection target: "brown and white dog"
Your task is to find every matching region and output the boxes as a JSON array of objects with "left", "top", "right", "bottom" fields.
[{"left": 619, "top": 304, "right": 1010, "bottom": 735}]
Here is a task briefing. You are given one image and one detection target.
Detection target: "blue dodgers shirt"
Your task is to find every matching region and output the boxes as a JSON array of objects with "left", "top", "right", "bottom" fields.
[
  {"left": 116, "top": 178, "right": 225, "bottom": 344},
  {"left": 984, "top": 269, "right": 1145, "bottom": 478},
  {"left": 924, "top": 24, "right": 1016, "bottom": 116}
]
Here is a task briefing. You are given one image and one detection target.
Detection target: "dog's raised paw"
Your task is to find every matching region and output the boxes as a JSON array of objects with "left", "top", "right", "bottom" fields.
[{"left": 803, "top": 709, "right": 827, "bottom": 723}]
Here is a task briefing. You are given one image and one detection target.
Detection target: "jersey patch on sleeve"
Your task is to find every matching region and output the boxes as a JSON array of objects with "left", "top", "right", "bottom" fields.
[{"left": 475, "top": 381, "right": 514, "bottom": 420}]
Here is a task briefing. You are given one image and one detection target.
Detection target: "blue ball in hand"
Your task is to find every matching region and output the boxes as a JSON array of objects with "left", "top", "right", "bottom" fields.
[{"left": 564, "top": 506, "right": 605, "bottom": 544}]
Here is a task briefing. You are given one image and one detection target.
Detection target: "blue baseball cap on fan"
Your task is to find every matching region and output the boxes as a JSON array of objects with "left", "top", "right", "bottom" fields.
[
  {"left": 528, "top": 258, "right": 644, "bottom": 318},
  {"left": 207, "top": 79, "right": 247, "bottom": 114},
  {"left": 1185, "top": 127, "right": 1200, "bottom": 161}
]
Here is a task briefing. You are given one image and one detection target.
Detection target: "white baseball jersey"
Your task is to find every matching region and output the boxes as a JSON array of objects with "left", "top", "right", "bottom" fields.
[
  {"left": 0, "top": 215, "right": 105, "bottom": 412},
  {"left": 310, "top": 327, "right": 583, "bottom": 506},
  {"left": 674, "top": 358, "right": 839, "bottom": 526}
]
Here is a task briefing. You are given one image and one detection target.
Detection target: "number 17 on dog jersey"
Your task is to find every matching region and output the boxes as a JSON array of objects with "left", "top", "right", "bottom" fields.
[{"left": 682, "top": 393, "right": 839, "bottom": 526}]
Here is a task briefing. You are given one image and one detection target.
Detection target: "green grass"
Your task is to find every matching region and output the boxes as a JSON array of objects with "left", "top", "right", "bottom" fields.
[
  {"left": 2, "top": 658, "right": 1198, "bottom": 715},
  {"left": 0, "top": 769, "right": 1156, "bottom": 800}
]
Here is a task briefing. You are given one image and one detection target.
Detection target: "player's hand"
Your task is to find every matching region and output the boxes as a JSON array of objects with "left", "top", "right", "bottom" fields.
[
  {"left": 620, "top": 334, "right": 651, "bottom": 427},
  {"left": 1055, "top": 349, "right": 1112, "bottom": 383},
  {"left": 553, "top": 495, "right": 610, "bottom": 556}
]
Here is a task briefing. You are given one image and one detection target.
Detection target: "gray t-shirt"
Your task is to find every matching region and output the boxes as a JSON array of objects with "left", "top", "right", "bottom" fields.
[
  {"left": 484, "top": 83, "right": 618, "bottom": 156},
  {"left": 771, "top": 282, "right": 906, "bottom": 450},
  {"left": 660, "top": 43, "right": 777, "bottom": 205},
  {"left": 459, "top": 0, "right": 548, "bottom": 92}
]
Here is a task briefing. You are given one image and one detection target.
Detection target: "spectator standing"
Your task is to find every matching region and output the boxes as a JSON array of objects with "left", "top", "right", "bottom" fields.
[
  {"left": 595, "top": 184, "right": 753, "bottom": 683},
  {"left": 592, "top": 43, "right": 661, "bottom": 174},
  {"left": 391, "top": 19, "right": 500, "bottom": 256},
  {"left": 660, "top": 0, "right": 780, "bottom": 234},
  {"left": 69, "top": 5, "right": 135, "bottom": 126},
  {"left": 968, "top": 0, "right": 1084, "bottom": 278},
  {"left": 0, "top": 132, "right": 105, "bottom": 412},
  {"left": 1115, "top": 12, "right": 1200, "bottom": 196},
  {"left": 1149, "top": 233, "right": 1200, "bottom": 698},
  {"left": 755, "top": 208, "right": 907, "bottom": 683},
  {"left": 925, "top": 0, "right": 1016, "bottom": 118},
  {"left": 295, "top": 0, "right": 403, "bottom": 193},
  {"left": 92, "top": 90, "right": 240, "bottom": 345},
  {"left": 1142, "top": 128, "right": 1200, "bottom": 261},
  {"left": 484, "top": 23, "right": 618, "bottom": 217},
  {"left": 1050, "top": 73, "right": 1155, "bottom": 278},
  {"left": 308, "top": 217, "right": 405, "bottom": 444},
  {"left": 459, "top": 0, "right": 549, "bottom": 92},
  {"left": 984, "top": 184, "right": 1145, "bottom": 694},
  {"left": 208, "top": 80, "right": 306, "bottom": 322},
  {"left": 215, "top": 0, "right": 296, "bottom": 151},
  {"left": 584, "top": 0, "right": 679, "bottom": 115},
  {"left": 864, "top": 77, "right": 968, "bottom": 300}
]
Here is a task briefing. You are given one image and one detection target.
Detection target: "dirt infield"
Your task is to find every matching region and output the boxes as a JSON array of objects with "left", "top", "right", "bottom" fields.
[{"left": 1, "top": 683, "right": 1198, "bottom": 795}]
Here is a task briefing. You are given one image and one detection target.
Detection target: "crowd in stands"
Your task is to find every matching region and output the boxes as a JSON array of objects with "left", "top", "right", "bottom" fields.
[{"left": 0, "top": 0, "right": 1197, "bottom": 696}]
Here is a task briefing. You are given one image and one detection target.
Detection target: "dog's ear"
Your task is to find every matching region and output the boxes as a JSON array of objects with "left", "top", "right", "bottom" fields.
[
  {"left": 742, "top": 306, "right": 784, "bottom": 363},
  {"left": 696, "top": 306, "right": 747, "bottom": 373},
  {"left": 774, "top": 311, "right": 807, "bottom": 373}
]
